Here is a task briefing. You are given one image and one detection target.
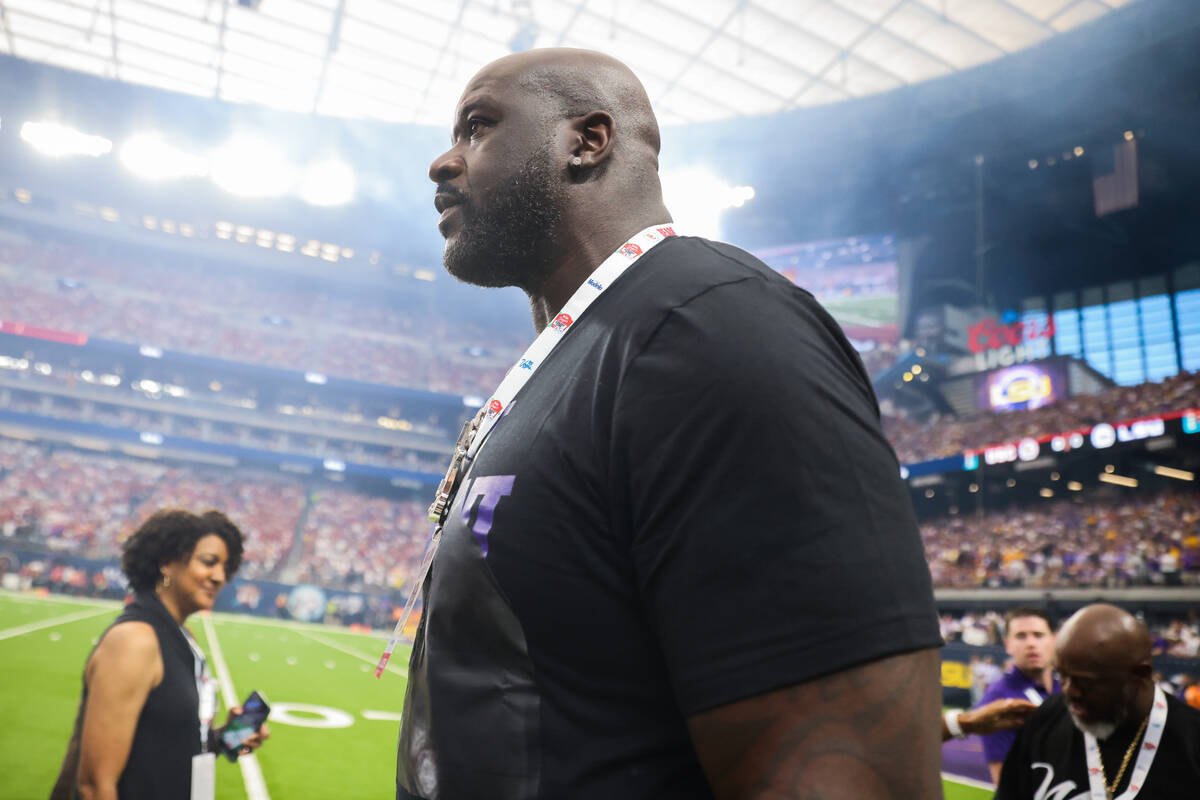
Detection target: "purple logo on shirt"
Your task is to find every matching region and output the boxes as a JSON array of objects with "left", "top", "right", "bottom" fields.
[{"left": 458, "top": 474, "right": 515, "bottom": 556}]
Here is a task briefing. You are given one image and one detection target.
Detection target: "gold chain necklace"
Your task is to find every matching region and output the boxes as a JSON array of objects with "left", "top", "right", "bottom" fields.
[{"left": 1095, "top": 711, "right": 1151, "bottom": 799}]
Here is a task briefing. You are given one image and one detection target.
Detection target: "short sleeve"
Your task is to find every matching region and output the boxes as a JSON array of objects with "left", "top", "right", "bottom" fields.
[{"left": 612, "top": 274, "right": 941, "bottom": 716}]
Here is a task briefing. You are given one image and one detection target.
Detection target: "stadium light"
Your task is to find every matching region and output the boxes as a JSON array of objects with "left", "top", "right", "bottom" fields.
[
  {"left": 1098, "top": 472, "right": 1137, "bottom": 488},
  {"left": 661, "top": 168, "right": 756, "bottom": 240},
  {"left": 119, "top": 133, "right": 208, "bottom": 181},
  {"left": 298, "top": 159, "right": 356, "bottom": 206},
  {"left": 210, "top": 137, "right": 296, "bottom": 197},
  {"left": 20, "top": 121, "right": 112, "bottom": 158},
  {"left": 1153, "top": 465, "right": 1194, "bottom": 481}
]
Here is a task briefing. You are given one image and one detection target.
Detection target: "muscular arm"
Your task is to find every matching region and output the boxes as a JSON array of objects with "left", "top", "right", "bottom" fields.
[
  {"left": 77, "top": 622, "right": 162, "bottom": 800},
  {"left": 687, "top": 648, "right": 943, "bottom": 800}
]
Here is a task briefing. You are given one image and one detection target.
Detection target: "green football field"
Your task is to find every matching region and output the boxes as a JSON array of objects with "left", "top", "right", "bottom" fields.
[
  {"left": 0, "top": 591, "right": 992, "bottom": 799},
  {"left": 817, "top": 293, "right": 898, "bottom": 327}
]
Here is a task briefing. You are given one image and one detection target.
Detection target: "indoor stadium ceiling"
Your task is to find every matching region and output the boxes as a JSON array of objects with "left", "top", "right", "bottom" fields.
[{"left": 0, "top": 0, "right": 1135, "bottom": 127}]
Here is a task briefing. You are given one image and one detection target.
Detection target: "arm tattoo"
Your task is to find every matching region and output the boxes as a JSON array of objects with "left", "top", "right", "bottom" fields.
[{"left": 687, "top": 648, "right": 944, "bottom": 800}]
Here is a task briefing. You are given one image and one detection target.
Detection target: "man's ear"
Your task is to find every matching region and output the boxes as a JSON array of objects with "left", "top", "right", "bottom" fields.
[{"left": 571, "top": 110, "right": 615, "bottom": 172}]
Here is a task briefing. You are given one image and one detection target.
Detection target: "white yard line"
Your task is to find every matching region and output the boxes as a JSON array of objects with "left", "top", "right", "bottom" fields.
[
  {"left": 941, "top": 771, "right": 995, "bottom": 791},
  {"left": 200, "top": 614, "right": 271, "bottom": 800},
  {"left": 361, "top": 710, "right": 404, "bottom": 722},
  {"left": 0, "top": 607, "right": 112, "bottom": 641},
  {"left": 292, "top": 626, "right": 409, "bottom": 678},
  {"left": 0, "top": 589, "right": 119, "bottom": 610}
]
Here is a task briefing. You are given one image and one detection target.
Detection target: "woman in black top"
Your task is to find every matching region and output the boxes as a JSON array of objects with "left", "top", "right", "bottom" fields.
[{"left": 52, "top": 509, "right": 269, "bottom": 800}]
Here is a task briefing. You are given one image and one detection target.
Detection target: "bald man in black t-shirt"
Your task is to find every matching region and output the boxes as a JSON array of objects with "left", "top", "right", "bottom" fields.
[
  {"left": 996, "top": 604, "right": 1200, "bottom": 798},
  {"left": 399, "top": 47, "right": 944, "bottom": 800}
]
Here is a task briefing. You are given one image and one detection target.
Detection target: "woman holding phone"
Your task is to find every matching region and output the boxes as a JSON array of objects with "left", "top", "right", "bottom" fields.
[{"left": 51, "top": 509, "right": 270, "bottom": 800}]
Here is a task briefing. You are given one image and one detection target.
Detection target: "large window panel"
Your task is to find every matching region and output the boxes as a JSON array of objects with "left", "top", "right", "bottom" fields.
[
  {"left": 1176, "top": 288, "right": 1200, "bottom": 372},
  {"left": 1107, "top": 299, "right": 1144, "bottom": 386},
  {"left": 1080, "top": 304, "right": 1112, "bottom": 377},
  {"left": 1139, "top": 294, "right": 1178, "bottom": 381},
  {"left": 1053, "top": 310, "right": 1081, "bottom": 357}
]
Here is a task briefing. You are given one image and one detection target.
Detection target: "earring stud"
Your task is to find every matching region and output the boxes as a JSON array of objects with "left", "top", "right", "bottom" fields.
[{"left": 571, "top": 156, "right": 582, "bottom": 167}]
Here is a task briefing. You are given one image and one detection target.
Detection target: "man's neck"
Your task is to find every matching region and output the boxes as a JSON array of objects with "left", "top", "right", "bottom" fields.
[{"left": 527, "top": 208, "right": 670, "bottom": 332}]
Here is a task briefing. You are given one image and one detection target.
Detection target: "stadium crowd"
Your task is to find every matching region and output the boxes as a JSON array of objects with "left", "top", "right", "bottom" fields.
[
  {"left": 0, "top": 439, "right": 306, "bottom": 577},
  {"left": 293, "top": 488, "right": 428, "bottom": 591},
  {"left": 885, "top": 369, "right": 1200, "bottom": 463},
  {"left": 923, "top": 490, "right": 1200, "bottom": 589},
  {"left": 6, "top": 436, "right": 1199, "bottom": 595},
  {"left": 0, "top": 438, "right": 163, "bottom": 555},
  {"left": 121, "top": 473, "right": 306, "bottom": 580},
  {"left": 0, "top": 232, "right": 523, "bottom": 395}
]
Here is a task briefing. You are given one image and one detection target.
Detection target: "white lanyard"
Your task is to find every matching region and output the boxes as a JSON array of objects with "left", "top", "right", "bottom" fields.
[
  {"left": 1083, "top": 685, "right": 1168, "bottom": 800},
  {"left": 1024, "top": 686, "right": 1046, "bottom": 705},
  {"left": 469, "top": 223, "right": 679, "bottom": 458},
  {"left": 374, "top": 223, "right": 678, "bottom": 677},
  {"left": 183, "top": 628, "right": 216, "bottom": 752}
]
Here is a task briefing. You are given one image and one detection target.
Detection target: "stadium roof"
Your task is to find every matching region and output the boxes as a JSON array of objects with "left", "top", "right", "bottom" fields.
[{"left": 1, "top": 0, "right": 1134, "bottom": 127}]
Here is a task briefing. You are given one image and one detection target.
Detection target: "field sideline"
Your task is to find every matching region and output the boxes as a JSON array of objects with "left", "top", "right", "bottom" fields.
[{"left": 0, "top": 591, "right": 991, "bottom": 799}]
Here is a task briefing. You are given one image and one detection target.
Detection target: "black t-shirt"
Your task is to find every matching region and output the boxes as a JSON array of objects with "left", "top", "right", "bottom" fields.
[
  {"left": 395, "top": 235, "right": 941, "bottom": 800},
  {"left": 995, "top": 692, "right": 1200, "bottom": 799}
]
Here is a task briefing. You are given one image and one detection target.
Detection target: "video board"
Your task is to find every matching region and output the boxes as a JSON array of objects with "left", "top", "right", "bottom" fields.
[
  {"left": 753, "top": 234, "right": 898, "bottom": 343},
  {"left": 976, "top": 361, "right": 1067, "bottom": 412}
]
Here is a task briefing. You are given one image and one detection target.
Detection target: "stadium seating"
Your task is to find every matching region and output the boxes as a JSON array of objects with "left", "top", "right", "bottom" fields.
[
  {"left": 884, "top": 370, "right": 1200, "bottom": 464},
  {"left": 294, "top": 488, "right": 429, "bottom": 591},
  {"left": 0, "top": 439, "right": 305, "bottom": 578},
  {"left": 923, "top": 490, "right": 1200, "bottom": 589},
  {"left": 122, "top": 472, "right": 307, "bottom": 580},
  {"left": 0, "top": 233, "right": 523, "bottom": 396}
]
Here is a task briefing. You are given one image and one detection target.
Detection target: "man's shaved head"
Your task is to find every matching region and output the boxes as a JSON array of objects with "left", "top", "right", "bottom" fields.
[
  {"left": 1055, "top": 604, "right": 1155, "bottom": 739},
  {"left": 506, "top": 48, "right": 662, "bottom": 160},
  {"left": 469, "top": 48, "right": 664, "bottom": 188},
  {"left": 429, "top": 48, "right": 669, "bottom": 298},
  {"left": 1056, "top": 604, "right": 1152, "bottom": 669}
]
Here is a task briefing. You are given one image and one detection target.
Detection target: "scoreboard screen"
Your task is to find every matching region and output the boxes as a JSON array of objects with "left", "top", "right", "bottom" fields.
[{"left": 976, "top": 361, "right": 1066, "bottom": 412}]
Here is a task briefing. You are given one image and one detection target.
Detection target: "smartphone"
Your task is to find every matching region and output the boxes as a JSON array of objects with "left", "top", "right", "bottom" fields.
[{"left": 219, "top": 690, "right": 270, "bottom": 761}]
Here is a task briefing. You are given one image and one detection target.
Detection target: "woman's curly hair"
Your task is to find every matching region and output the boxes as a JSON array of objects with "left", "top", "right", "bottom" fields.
[{"left": 121, "top": 509, "right": 245, "bottom": 593}]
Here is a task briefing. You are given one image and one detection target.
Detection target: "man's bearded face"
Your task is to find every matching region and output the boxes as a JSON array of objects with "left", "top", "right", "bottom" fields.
[{"left": 441, "top": 143, "right": 564, "bottom": 293}]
